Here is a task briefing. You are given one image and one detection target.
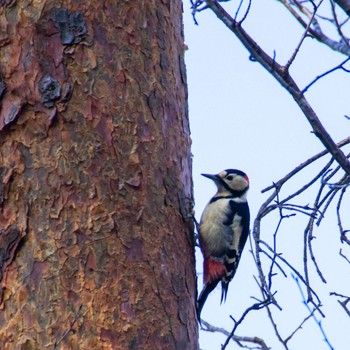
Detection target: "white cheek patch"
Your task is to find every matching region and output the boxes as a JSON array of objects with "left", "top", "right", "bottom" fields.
[{"left": 231, "top": 176, "right": 248, "bottom": 191}]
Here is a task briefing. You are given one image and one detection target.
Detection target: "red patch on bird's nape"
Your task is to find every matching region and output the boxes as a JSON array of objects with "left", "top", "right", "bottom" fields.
[
  {"left": 204, "top": 258, "right": 226, "bottom": 284},
  {"left": 244, "top": 175, "right": 250, "bottom": 184}
]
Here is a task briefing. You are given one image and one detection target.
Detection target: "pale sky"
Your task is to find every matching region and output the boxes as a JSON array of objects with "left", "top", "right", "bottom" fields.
[{"left": 184, "top": 1, "right": 350, "bottom": 349}]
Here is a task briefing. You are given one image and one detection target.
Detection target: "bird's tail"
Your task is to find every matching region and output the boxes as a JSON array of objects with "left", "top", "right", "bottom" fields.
[
  {"left": 196, "top": 280, "right": 219, "bottom": 323},
  {"left": 220, "top": 280, "right": 229, "bottom": 304}
]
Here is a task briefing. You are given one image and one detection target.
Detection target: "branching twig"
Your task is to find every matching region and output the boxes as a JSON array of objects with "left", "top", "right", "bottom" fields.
[
  {"left": 237, "top": 0, "right": 252, "bottom": 24},
  {"left": 199, "top": 1, "right": 350, "bottom": 174},
  {"left": 284, "top": 311, "right": 314, "bottom": 344},
  {"left": 262, "top": 136, "right": 350, "bottom": 193},
  {"left": 284, "top": 0, "right": 324, "bottom": 71},
  {"left": 259, "top": 240, "right": 322, "bottom": 306},
  {"left": 293, "top": 275, "right": 335, "bottom": 350},
  {"left": 193, "top": 2, "right": 350, "bottom": 348},
  {"left": 339, "top": 248, "right": 350, "bottom": 264},
  {"left": 279, "top": 0, "right": 350, "bottom": 55},
  {"left": 330, "top": 0, "right": 350, "bottom": 50},
  {"left": 200, "top": 319, "right": 270, "bottom": 350},
  {"left": 221, "top": 299, "right": 272, "bottom": 350},
  {"left": 262, "top": 298, "right": 289, "bottom": 349},
  {"left": 302, "top": 57, "right": 350, "bottom": 94},
  {"left": 330, "top": 291, "right": 350, "bottom": 318}
]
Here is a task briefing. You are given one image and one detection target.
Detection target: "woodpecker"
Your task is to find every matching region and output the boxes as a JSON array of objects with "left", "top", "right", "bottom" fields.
[{"left": 196, "top": 169, "right": 250, "bottom": 322}]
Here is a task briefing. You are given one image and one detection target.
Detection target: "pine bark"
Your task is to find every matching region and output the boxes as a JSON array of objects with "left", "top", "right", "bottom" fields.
[{"left": 0, "top": 1, "right": 197, "bottom": 349}]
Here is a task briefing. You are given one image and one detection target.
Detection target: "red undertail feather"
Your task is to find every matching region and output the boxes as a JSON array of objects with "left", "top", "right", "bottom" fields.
[
  {"left": 204, "top": 257, "right": 226, "bottom": 285},
  {"left": 197, "top": 258, "right": 226, "bottom": 322}
]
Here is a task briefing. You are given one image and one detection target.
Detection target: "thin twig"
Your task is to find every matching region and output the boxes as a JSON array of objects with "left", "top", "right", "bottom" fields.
[
  {"left": 277, "top": 204, "right": 318, "bottom": 217},
  {"left": 260, "top": 240, "right": 322, "bottom": 306},
  {"left": 284, "top": 0, "right": 324, "bottom": 71},
  {"left": 279, "top": 0, "right": 350, "bottom": 55},
  {"left": 330, "top": 0, "right": 350, "bottom": 50},
  {"left": 262, "top": 136, "right": 350, "bottom": 193},
  {"left": 203, "top": 0, "right": 350, "bottom": 175},
  {"left": 284, "top": 310, "right": 315, "bottom": 344},
  {"left": 268, "top": 208, "right": 284, "bottom": 289},
  {"left": 339, "top": 248, "right": 350, "bottom": 264},
  {"left": 330, "top": 291, "right": 350, "bottom": 318},
  {"left": 237, "top": 0, "right": 252, "bottom": 24},
  {"left": 260, "top": 249, "right": 288, "bottom": 278},
  {"left": 302, "top": 57, "right": 350, "bottom": 93},
  {"left": 308, "top": 222, "right": 327, "bottom": 283},
  {"left": 234, "top": 0, "right": 245, "bottom": 22},
  {"left": 262, "top": 296, "right": 289, "bottom": 349},
  {"left": 292, "top": 275, "right": 334, "bottom": 350},
  {"left": 221, "top": 299, "right": 272, "bottom": 350},
  {"left": 337, "top": 188, "right": 350, "bottom": 244},
  {"left": 200, "top": 319, "right": 270, "bottom": 350}
]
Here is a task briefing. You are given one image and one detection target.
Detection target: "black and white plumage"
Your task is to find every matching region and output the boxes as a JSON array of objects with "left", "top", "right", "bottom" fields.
[{"left": 196, "top": 169, "right": 250, "bottom": 322}]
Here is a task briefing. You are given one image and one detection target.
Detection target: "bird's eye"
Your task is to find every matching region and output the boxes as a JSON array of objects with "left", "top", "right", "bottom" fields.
[{"left": 226, "top": 175, "right": 233, "bottom": 181}]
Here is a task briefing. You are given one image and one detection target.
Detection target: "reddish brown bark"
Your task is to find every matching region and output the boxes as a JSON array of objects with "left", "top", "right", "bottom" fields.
[{"left": 0, "top": 1, "right": 197, "bottom": 349}]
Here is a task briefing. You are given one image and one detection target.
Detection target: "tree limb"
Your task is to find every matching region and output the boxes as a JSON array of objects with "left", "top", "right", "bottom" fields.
[
  {"left": 200, "top": 319, "right": 270, "bottom": 350},
  {"left": 279, "top": 0, "right": 350, "bottom": 55},
  {"left": 203, "top": 0, "right": 350, "bottom": 175}
]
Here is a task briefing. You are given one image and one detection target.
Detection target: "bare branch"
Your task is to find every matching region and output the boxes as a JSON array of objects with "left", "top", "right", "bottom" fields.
[
  {"left": 236, "top": 0, "right": 252, "bottom": 24},
  {"left": 262, "top": 301, "right": 289, "bottom": 349},
  {"left": 222, "top": 299, "right": 273, "bottom": 350},
  {"left": 302, "top": 57, "right": 350, "bottom": 94},
  {"left": 193, "top": 2, "right": 350, "bottom": 348},
  {"left": 262, "top": 136, "right": 350, "bottom": 193},
  {"left": 339, "top": 248, "right": 350, "bottom": 264},
  {"left": 330, "top": 291, "right": 350, "bottom": 318},
  {"left": 200, "top": 319, "right": 270, "bottom": 350},
  {"left": 284, "top": 311, "right": 314, "bottom": 344},
  {"left": 336, "top": 188, "right": 350, "bottom": 244},
  {"left": 307, "top": 219, "right": 327, "bottom": 283},
  {"left": 330, "top": 0, "right": 350, "bottom": 49},
  {"left": 284, "top": 0, "right": 324, "bottom": 71},
  {"left": 293, "top": 275, "right": 335, "bottom": 350},
  {"left": 201, "top": 0, "right": 350, "bottom": 174},
  {"left": 259, "top": 240, "right": 322, "bottom": 306},
  {"left": 279, "top": 0, "right": 350, "bottom": 55}
]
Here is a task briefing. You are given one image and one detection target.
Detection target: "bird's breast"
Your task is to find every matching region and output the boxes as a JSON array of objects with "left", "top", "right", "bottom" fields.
[{"left": 199, "top": 199, "right": 240, "bottom": 257}]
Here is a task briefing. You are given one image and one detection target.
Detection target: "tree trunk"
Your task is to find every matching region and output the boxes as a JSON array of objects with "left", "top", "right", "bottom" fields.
[{"left": 0, "top": 1, "right": 197, "bottom": 349}]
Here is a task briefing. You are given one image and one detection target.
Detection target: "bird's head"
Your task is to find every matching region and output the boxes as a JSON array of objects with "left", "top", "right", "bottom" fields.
[{"left": 201, "top": 169, "right": 249, "bottom": 198}]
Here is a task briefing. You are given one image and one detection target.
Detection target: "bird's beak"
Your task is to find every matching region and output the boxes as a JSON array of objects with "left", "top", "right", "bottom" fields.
[{"left": 201, "top": 173, "right": 219, "bottom": 182}]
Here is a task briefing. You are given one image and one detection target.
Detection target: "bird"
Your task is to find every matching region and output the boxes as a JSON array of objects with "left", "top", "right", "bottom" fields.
[{"left": 196, "top": 169, "right": 250, "bottom": 322}]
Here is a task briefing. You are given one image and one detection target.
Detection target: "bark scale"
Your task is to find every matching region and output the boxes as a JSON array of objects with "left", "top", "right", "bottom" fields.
[{"left": 0, "top": 1, "right": 197, "bottom": 349}]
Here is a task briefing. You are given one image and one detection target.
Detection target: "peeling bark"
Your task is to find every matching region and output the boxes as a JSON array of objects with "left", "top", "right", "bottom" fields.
[{"left": 0, "top": 1, "right": 197, "bottom": 349}]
